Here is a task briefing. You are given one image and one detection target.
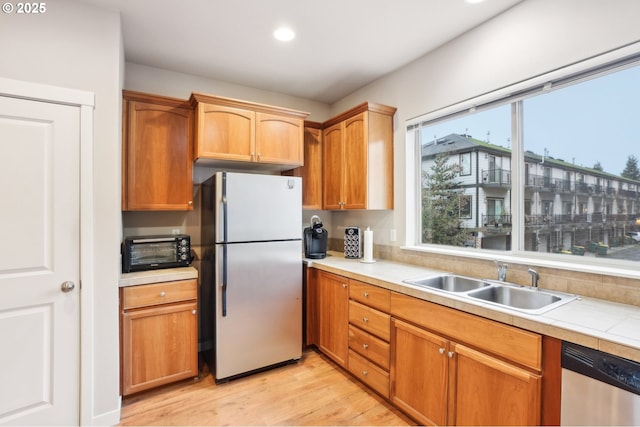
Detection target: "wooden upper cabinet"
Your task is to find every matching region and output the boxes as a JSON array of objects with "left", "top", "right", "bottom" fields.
[
  {"left": 322, "top": 102, "right": 396, "bottom": 210},
  {"left": 283, "top": 121, "right": 323, "bottom": 209},
  {"left": 194, "top": 103, "right": 255, "bottom": 162},
  {"left": 122, "top": 91, "right": 194, "bottom": 211},
  {"left": 190, "top": 92, "right": 308, "bottom": 169},
  {"left": 256, "top": 112, "right": 303, "bottom": 165}
]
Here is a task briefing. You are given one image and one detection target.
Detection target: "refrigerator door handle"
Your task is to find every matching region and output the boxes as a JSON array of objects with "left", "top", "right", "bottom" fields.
[
  {"left": 222, "top": 243, "right": 228, "bottom": 317},
  {"left": 221, "top": 171, "right": 228, "bottom": 317}
]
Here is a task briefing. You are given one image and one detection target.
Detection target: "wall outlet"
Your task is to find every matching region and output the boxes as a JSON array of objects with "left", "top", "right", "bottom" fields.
[{"left": 390, "top": 229, "right": 397, "bottom": 242}]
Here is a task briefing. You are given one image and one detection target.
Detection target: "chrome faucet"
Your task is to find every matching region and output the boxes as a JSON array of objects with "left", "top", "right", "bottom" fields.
[
  {"left": 528, "top": 268, "right": 539, "bottom": 289},
  {"left": 495, "top": 260, "right": 508, "bottom": 282}
]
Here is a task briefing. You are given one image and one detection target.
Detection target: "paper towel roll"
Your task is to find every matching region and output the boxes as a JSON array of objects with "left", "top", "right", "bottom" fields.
[{"left": 362, "top": 227, "right": 374, "bottom": 263}]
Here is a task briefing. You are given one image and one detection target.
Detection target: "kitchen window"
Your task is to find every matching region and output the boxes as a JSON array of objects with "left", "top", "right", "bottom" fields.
[{"left": 408, "top": 46, "right": 640, "bottom": 269}]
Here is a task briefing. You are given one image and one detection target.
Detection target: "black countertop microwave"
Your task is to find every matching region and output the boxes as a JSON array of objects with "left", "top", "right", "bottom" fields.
[{"left": 122, "top": 234, "right": 191, "bottom": 273}]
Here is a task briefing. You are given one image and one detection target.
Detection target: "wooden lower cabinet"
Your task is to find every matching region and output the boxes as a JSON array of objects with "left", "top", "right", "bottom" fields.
[
  {"left": 120, "top": 279, "right": 198, "bottom": 396},
  {"left": 390, "top": 319, "right": 449, "bottom": 426},
  {"left": 390, "top": 318, "right": 542, "bottom": 426},
  {"left": 308, "top": 270, "right": 547, "bottom": 425},
  {"left": 451, "top": 343, "right": 541, "bottom": 426},
  {"left": 317, "top": 271, "right": 349, "bottom": 368}
]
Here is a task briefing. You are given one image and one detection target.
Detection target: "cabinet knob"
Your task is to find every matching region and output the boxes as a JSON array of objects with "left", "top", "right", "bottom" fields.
[
  {"left": 362, "top": 370, "right": 368, "bottom": 376},
  {"left": 192, "top": 310, "right": 197, "bottom": 315},
  {"left": 160, "top": 291, "right": 166, "bottom": 297},
  {"left": 362, "top": 317, "right": 369, "bottom": 323},
  {"left": 363, "top": 292, "right": 369, "bottom": 298},
  {"left": 342, "top": 283, "right": 347, "bottom": 288},
  {"left": 363, "top": 343, "right": 369, "bottom": 349},
  {"left": 188, "top": 200, "right": 193, "bottom": 206},
  {"left": 448, "top": 351, "right": 455, "bottom": 358},
  {"left": 439, "top": 347, "right": 445, "bottom": 355}
]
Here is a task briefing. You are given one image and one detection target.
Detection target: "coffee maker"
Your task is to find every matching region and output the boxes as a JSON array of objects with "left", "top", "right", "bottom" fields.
[{"left": 304, "top": 215, "right": 328, "bottom": 259}]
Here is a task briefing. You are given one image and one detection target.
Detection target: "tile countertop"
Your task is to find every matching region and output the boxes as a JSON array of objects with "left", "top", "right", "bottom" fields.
[
  {"left": 119, "top": 266, "right": 198, "bottom": 287},
  {"left": 307, "top": 252, "right": 640, "bottom": 363}
]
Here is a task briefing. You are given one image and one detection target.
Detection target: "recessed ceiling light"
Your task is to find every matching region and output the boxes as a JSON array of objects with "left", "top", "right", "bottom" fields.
[{"left": 273, "top": 27, "right": 295, "bottom": 42}]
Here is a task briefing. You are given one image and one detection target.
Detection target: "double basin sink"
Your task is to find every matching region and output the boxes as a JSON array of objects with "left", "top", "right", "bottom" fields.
[{"left": 403, "top": 274, "right": 577, "bottom": 315}]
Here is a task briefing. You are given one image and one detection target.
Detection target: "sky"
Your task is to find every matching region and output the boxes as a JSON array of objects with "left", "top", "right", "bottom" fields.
[{"left": 420, "top": 63, "right": 640, "bottom": 177}]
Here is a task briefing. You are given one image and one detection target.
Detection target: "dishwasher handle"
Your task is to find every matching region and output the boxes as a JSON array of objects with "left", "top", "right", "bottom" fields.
[{"left": 562, "top": 341, "right": 640, "bottom": 396}]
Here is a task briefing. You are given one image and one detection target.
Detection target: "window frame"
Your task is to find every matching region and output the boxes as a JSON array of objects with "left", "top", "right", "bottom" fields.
[{"left": 403, "top": 42, "right": 640, "bottom": 279}]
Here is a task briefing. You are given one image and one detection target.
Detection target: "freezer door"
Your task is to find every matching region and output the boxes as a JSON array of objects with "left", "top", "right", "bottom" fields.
[
  {"left": 215, "top": 240, "right": 302, "bottom": 380},
  {"left": 215, "top": 172, "right": 302, "bottom": 243}
]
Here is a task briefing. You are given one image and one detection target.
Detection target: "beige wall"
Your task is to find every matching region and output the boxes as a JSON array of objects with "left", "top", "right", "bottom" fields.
[{"left": 0, "top": 0, "right": 123, "bottom": 424}]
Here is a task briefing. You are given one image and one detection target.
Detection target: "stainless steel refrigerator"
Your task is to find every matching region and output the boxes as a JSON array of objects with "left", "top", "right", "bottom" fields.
[{"left": 200, "top": 171, "right": 302, "bottom": 382}]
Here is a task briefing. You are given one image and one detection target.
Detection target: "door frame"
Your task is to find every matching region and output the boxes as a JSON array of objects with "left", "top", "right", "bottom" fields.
[{"left": 0, "top": 77, "right": 95, "bottom": 425}]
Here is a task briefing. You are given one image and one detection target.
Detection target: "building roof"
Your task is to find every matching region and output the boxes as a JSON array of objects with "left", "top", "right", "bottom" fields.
[{"left": 422, "top": 133, "right": 640, "bottom": 184}]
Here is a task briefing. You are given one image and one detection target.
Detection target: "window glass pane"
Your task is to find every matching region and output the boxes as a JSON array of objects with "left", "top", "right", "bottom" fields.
[
  {"left": 522, "top": 65, "right": 640, "bottom": 261},
  {"left": 418, "top": 105, "right": 511, "bottom": 249}
]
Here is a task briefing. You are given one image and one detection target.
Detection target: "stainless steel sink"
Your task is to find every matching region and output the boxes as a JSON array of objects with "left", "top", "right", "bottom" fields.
[
  {"left": 467, "top": 285, "right": 577, "bottom": 314},
  {"left": 403, "top": 274, "right": 491, "bottom": 293},
  {"left": 402, "top": 273, "right": 577, "bottom": 314}
]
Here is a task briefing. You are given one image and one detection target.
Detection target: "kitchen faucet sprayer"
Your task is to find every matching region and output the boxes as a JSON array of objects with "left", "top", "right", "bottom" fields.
[
  {"left": 528, "top": 268, "right": 539, "bottom": 289},
  {"left": 495, "top": 260, "right": 508, "bottom": 282}
]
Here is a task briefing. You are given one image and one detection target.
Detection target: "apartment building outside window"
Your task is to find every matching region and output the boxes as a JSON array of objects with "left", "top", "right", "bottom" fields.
[{"left": 409, "top": 51, "right": 640, "bottom": 266}]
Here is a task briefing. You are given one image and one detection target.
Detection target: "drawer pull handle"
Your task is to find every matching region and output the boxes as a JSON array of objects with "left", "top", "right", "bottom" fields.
[
  {"left": 362, "top": 370, "right": 368, "bottom": 376},
  {"left": 160, "top": 291, "right": 166, "bottom": 297},
  {"left": 363, "top": 292, "right": 369, "bottom": 298},
  {"left": 363, "top": 343, "right": 369, "bottom": 349},
  {"left": 439, "top": 347, "right": 445, "bottom": 355},
  {"left": 363, "top": 317, "right": 369, "bottom": 323}
]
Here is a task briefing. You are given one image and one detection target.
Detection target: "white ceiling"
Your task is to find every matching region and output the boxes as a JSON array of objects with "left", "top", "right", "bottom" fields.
[{"left": 79, "top": 0, "right": 522, "bottom": 103}]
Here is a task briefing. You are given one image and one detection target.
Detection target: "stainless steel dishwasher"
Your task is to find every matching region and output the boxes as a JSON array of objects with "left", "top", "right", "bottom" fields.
[{"left": 561, "top": 341, "right": 640, "bottom": 425}]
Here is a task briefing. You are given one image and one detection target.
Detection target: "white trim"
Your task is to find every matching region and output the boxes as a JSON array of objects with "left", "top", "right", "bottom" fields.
[
  {"left": 0, "top": 77, "right": 94, "bottom": 107},
  {"left": 0, "top": 78, "right": 95, "bottom": 426},
  {"left": 79, "top": 104, "right": 95, "bottom": 427},
  {"left": 405, "top": 41, "right": 640, "bottom": 278},
  {"left": 406, "top": 40, "right": 640, "bottom": 128}
]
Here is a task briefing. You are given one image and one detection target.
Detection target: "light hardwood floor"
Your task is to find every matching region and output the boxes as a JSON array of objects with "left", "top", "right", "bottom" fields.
[{"left": 118, "top": 349, "right": 414, "bottom": 426}]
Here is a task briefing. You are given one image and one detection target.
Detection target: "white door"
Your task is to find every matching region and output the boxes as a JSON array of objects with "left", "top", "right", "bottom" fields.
[{"left": 0, "top": 95, "right": 80, "bottom": 425}]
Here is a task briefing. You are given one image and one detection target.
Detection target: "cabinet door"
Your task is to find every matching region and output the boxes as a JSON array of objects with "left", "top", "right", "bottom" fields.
[
  {"left": 195, "top": 103, "right": 255, "bottom": 161},
  {"left": 450, "top": 343, "right": 541, "bottom": 426},
  {"left": 317, "top": 271, "right": 349, "bottom": 368},
  {"left": 123, "top": 100, "right": 193, "bottom": 210},
  {"left": 322, "top": 122, "right": 344, "bottom": 210},
  {"left": 256, "top": 112, "right": 303, "bottom": 165},
  {"left": 121, "top": 301, "right": 198, "bottom": 396},
  {"left": 342, "top": 112, "right": 367, "bottom": 209},
  {"left": 390, "top": 318, "right": 449, "bottom": 426},
  {"left": 296, "top": 125, "right": 323, "bottom": 209}
]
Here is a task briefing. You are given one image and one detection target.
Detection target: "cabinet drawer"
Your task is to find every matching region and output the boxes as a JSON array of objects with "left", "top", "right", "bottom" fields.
[
  {"left": 122, "top": 279, "right": 197, "bottom": 310},
  {"left": 349, "top": 280, "right": 390, "bottom": 312},
  {"left": 349, "top": 300, "right": 390, "bottom": 341},
  {"left": 349, "top": 350, "right": 389, "bottom": 398},
  {"left": 349, "top": 325, "right": 389, "bottom": 370}
]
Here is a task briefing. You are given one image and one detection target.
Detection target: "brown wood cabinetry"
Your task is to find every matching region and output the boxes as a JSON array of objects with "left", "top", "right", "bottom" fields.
[
  {"left": 348, "top": 280, "right": 391, "bottom": 398},
  {"left": 283, "top": 121, "right": 323, "bottom": 209},
  {"left": 122, "top": 90, "right": 194, "bottom": 211},
  {"left": 120, "top": 279, "right": 198, "bottom": 396},
  {"left": 390, "top": 292, "right": 542, "bottom": 426},
  {"left": 307, "top": 269, "right": 550, "bottom": 425},
  {"left": 322, "top": 102, "right": 396, "bottom": 210},
  {"left": 190, "top": 93, "right": 307, "bottom": 169},
  {"left": 316, "top": 271, "right": 349, "bottom": 368}
]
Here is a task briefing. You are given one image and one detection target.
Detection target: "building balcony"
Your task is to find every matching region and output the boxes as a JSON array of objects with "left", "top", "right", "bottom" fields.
[
  {"left": 481, "top": 169, "right": 511, "bottom": 187},
  {"left": 482, "top": 214, "right": 512, "bottom": 227}
]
